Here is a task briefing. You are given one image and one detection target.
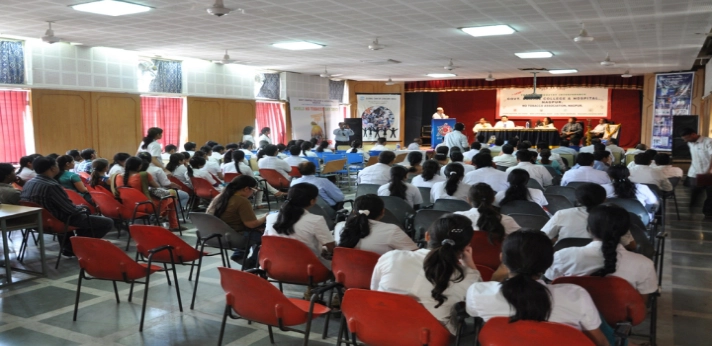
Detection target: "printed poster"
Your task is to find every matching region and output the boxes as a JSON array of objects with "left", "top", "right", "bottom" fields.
[
  {"left": 357, "top": 94, "right": 401, "bottom": 142},
  {"left": 497, "top": 87, "right": 610, "bottom": 118},
  {"left": 289, "top": 98, "right": 340, "bottom": 144},
  {"left": 651, "top": 72, "right": 695, "bottom": 151}
]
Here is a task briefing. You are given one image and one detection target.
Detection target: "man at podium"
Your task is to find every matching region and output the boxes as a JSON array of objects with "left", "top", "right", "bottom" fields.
[
  {"left": 432, "top": 107, "right": 449, "bottom": 119},
  {"left": 443, "top": 122, "right": 469, "bottom": 149}
]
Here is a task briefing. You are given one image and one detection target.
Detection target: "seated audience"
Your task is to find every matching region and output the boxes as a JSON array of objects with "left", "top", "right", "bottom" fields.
[
  {"left": 653, "top": 153, "right": 682, "bottom": 179},
  {"left": 184, "top": 142, "right": 197, "bottom": 156},
  {"left": 166, "top": 153, "right": 190, "bottom": 187},
  {"left": 348, "top": 140, "right": 370, "bottom": 161},
  {"left": 299, "top": 142, "right": 318, "bottom": 158},
  {"left": 440, "top": 150, "right": 475, "bottom": 176},
  {"left": 315, "top": 141, "right": 332, "bottom": 153},
  {"left": 402, "top": 151, "right": 424, "bottom": 178},
  {"left": 358, "top": 151, "right": 395, "bottom": 185},
  {"left": 592, "top": 150, "right": 611, "bottom": 172},
  {"left": 537, "top": 149, "right": 562, "bottom": 175},
  {"left": 506, "top": 150, "right": 553, "bottom": 187},
  {"left": 495, "top": 169, "right": 548, "bottom": 208},
  {"left": 489, "top": 138, "right": 505, "bottom": 152},
  {"left": 463, "top": 153, "right": 509, "bottom": 192},
  {"left": 55, "top": 155, "right": 90, "bottom": 201},
  {"left": 284, "top": 145, "right": 308, "bottom": 166},
  {"left": 257, "top": 144, "right": 292, "bottom": 180},
  {"left": 431, "top": 163, "right": 471, "bottom": 203},
  {"left": 371, "top": 137, "right": 389, "bottom": 151},
  {"left": 492, "top": 144, "right": 517, "bottom": 168},
  {"left": 628, "top": 153, "right": 673, "bottom": 191},
  {"left": 536, "top": 142, "right": 565, "bottom": 169},
  {"left": 434, "top": 146, "right": 450, "bottom": 166},
  {"left": 561, "top": 153, "right": 610, "bottom": 186},
  {"left": 75, "top": 149, "right": 96, "bottom": 173},
  {"left": 625, "top": 143, "right": 646, "bottom": 156},
  {"left": 199, "top": 146, "right": 223, "bottom": 180},
  {"left": 411, "top": 160, "right": 446, "bottom": 188},
  {"left": 162, "top": 144, "right": 178, "bottom": 161},
  {"left": 464, "top": 142, "right": 481, "bottom": 162},
  {"left": 109, "top": 152, "right": 130, "bottom": 176},
  {"left": 407, "top": 138, "right": 422, "bottom": 150},
  {"left": 240, "top": 141, "right": 254, "bottom": 158},
  {"left": 603, "top": 165, "right": 658, "bottom": 216},
  {"left": 89, "top": 159, "right": 111, "bottom": 190},
  {"left": 16, "top": 155, "right": 38, "bottom": 184},
  {"left": 291, "top": 161, "right": 344, "bottom": 209},
  {"left": 186, "top": 156, "right": 219, "bottom": 187},
  {"left": 455, "top": 183, "right": 520, "bottom": 236},
  {"left": 551, "top": 139, "right": 578, "bottom": 159},
  {"left": 0, "top": 163, "right": 20, "bottom": 204},
  {"left": 66, "top": 149, "right": 82, "bottom": 169},
  {"left": 377, "top": 166, "right": 423, "bottom": 208},
  {"left": 137, "top": 152, "right": 189, "bottom": 210}
]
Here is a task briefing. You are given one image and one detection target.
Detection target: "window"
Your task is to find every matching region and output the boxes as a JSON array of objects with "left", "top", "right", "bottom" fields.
[
  {"left": 0, "top": 90, "right": 30, "bottom": 162},
  {"left": 149, "top": 59, "right": 182, "bottom": 93},
  {"left": 141, "top": 96, "right": 184, "bottom": 149},
  {"left": 0, "top": 40, "right": 24, "bottom": 84},
  {"left": 255, "top": 101, "right": 286, "bottom": 145},
  {"left": 256, "top": 73, "right": 280, "bottom": 100}
]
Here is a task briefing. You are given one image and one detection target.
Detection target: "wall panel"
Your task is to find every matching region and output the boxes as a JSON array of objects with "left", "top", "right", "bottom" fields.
[
  {"left": 187, "top": 97, "right": 224, "bottom": 146},
  {"left": 92, "top": 92, "right": 142, "bottom": 158},
  {"left": 223, "top": 99, "right": 256, "bottom": 144},
  {"left": 31, "top": 89, "right": 93, "bottom": 155}
]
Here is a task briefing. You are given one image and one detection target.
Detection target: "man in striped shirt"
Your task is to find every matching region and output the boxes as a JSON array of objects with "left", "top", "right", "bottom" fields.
[{"left": 20, "top": 156, "right": 113, "bottom": 257}]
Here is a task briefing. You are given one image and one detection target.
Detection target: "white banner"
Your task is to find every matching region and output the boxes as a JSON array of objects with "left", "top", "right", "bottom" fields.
[
  {"left": 497, "top": 87, "right": 610, "bottom": 118},
  {"left": 357, "top": 94, "right": 401, "bottom": 142},
  {"left": 289, "top": 98, "right": 340, "bottom": 143}
]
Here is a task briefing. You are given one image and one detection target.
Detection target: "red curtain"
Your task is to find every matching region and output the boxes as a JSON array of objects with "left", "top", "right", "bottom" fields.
[
  {"left": 256, "top": 101, "right": 286, "bottom": 144},
  {"left": 0, "top": 90, "right": 28, "bottom": 163},
  {"left": 141, "top": 96, "right": 183, "bottom": 150},
  {"left": 407, "top": 74, "right": 643, "bottom": 92}
]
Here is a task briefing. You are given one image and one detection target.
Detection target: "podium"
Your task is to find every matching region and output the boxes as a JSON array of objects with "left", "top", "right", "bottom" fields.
[{"left": 431, "top": 118, "right": 457, "bottom": 148}]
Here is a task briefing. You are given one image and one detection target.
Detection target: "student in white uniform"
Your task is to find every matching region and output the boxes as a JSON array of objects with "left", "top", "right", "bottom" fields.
[
  {"left": 193, "top": 150, "right": 222, "bottom": 181},
  {"left": 136, "top": 152, "right": 190, "bottom": 210},
  {"left": 455, "top": 183, "right": 520, "bottom": 237},
  {"left": 653, "top": 153, "right": 682, "bottom": 179},
  {"left": 257, "top": 145, "right": 292, "bottom": 180},
  {"left": 492, "top": 144, "right": 518, "bottom": 168},
  {"left": 299, "top": 142, "right": 318, "bottom": 158},
  {"left": 439, "top": 150, "right": 475, "bottom": 176},
  {"left": 463, "top": 153, "right": 509, "bottom": 192},
  {"left": 284, "top": 145, "right": 308, "bottom": 167},
  {"left": 137, "top": 127, "right": 166, "bottom": 171},
  {"left": 225, "top": 150, "right": 284, "bottom": 206},
  {"left": 561, "top": 153, "right": 611, "bottom": 186},
  {"left": 347, "top": 141, "right": 370, "bottom": 161},
  {"left": 494, "top": 169, "right": 548, "bottom": 208},
  {"left": 242, "top": 126, "right": 255, "bottom": 145},
  {"left": 545, "top": 205, "right": 659, "bottom": 298},
  {"left": 377, "top": 165, "right": 423, "bottom": 208},
  {"left": 334, "top": 194, "right": 418, "bottom": 255},
  {"left": 165, "top": 153, "right": 190, "bottom": 188},
  {"left": 430, "top": 163, "right": 471, "bottom": 203},
  {"left": 505, "top": 150, "right": 553, "bottom": 187},
  {"left": 628, "top": 153, "right": 673, "bottom": 191},
  {"left": 264, "top": 183, "right": 335, "bottom": 268},
  {"left": 371, "top": 137, "right": 389, "bottom": 151},
  {"left": 466, "top": 230, "right": 609, "bottom": 346},
  {"left": 108, "top": 153, "right": 130, "bottom": 177},
  {"left": 15, "top": 156, "right": 37, "bottom": 184},
  {"left": 186, "top": 156, "right": 219, "bottom": 187},
  {"left": 258, "top": 127, "right": 272, "bottom": 145},
  {"left": 603, "top": 165, "right": 658, "bottom": 218},
  {"left": 371, "top": 214, "right": 481, "bottom": 334},
  {"left": 411, "top": 160, "right": 446, "bottom": 188},
  {"left": 406, "top": 138, "right": 422, "bottom": 150},
  {"left": 358, "top": 151, "right": 395, "bottom": 185}
]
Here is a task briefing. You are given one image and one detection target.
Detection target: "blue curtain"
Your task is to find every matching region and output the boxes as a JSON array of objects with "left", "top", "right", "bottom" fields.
[
  {"left": 149, "top": 59, "right": 182, "bottom": 93},
  {"left": 0, "top": 40, "right": 24, "bottom": 84},
  {"left": 329, "top": 80, "right": 345, "bottom": 101},
  {"left": 257, "top": 73, "right": 280, "bottom": 100}
]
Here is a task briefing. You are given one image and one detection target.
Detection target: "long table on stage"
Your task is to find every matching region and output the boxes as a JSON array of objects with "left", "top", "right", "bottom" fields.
[{"left": 477, "top": 129, "right": 560, "bottom": 146}]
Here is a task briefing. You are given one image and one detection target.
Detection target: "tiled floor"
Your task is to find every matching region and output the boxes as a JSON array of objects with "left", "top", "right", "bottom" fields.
[{"left": 0, "top": 185, "right": 709, "bottom": 345}]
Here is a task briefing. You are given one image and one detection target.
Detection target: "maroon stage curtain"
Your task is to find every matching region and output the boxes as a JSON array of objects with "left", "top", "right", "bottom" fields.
[{"left": 407, "top": 74, "right": 643, "bottom": 93}]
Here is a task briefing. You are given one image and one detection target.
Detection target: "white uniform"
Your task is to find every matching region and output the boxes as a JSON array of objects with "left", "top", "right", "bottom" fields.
[
  {"left": 463, "top": 167, "right": 509, "bottom": 192},
  {"left": 411, "top": 174, "right": 446, "bottom": 188},
  {"left": 493, "top": 120, "right": 515, "bottom": 129},
  {"left": 440, "top": 162, "right": 475, "bottom": 176},
  {"left": 687, "top": 136, "right": 712, "bottom": 176},
  {"left": 494, "top": 188, "right": 548, "bottom": 207},
  {"left": 542, "top": 207, "right": 633, "bottom": 245},
  {"left": 454, "top": 208, "right": 520, "bottom": 234},
  {"left": 505, "top": 162, "right": 553, "bottom": 187},
  {"left": 333, "top": 220, "right": 417, "bottom": 254},
  {"left": 377, "top": 182, "right": 423, "bottom": 207},
  {"left": 358, "top": 163, "right": 392, "bottom": 185},
  {"left": 430, "top": 181, "right": 471, "bottom": 203},
  {"left": 265, "top": 211, "right": 334, "bottom": 268},
  {"left": 561, "top": 166, "right": 610, "bottom": 186}
]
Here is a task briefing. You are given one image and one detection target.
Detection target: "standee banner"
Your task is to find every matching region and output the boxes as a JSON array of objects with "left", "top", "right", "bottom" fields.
[
  {"left": 432, "top": 119, "right": 457, "bottom": 148},
  {"left": 651, "top": 72, "right": 695, "bottom": 151},
  {"left": 497, "top": 87, "right": 610, "bottom": 118},
  {"left": 289, "top": 98, "right": 340, "bottom": 143},
  {"left": 357, "top": 94, "right": 401, "bottom": 142}
]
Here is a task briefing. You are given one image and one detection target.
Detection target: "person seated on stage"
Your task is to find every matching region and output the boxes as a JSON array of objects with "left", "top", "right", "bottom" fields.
[
  {"left": 493, "top": 116, "right": 515, "bottom": 129},
  {"left": 371, "top": 137, "right": 389, "bottom": 151},
  {"left": 473, "top": 118, "right": 492, "bottom": 134},
  {"left": 603, "top": 121, "right": 620, "bottom": 140},
  {"left": 560, "top": 117, "right": 583, "bottom": 143},
  {"left": 628, "top": 153, "right": 673, "bottom": 192},
  {"left": 358, "top": 151, "right": 395, "bottom": 185},
  {"left": 492, "top": 144, "right": 518, "bottom": 168},
  {"left": 561, "top": 153, "right": 610, "bottom": 186},
  {"left": 291, "top": 161, "right": 344, "bottom": 210},
  {"left": 535, "top": 117, "right": 556, "bottom": 129},
  {"left": 506, "top": 150, "right": 553, "bottom": 187},
  {"left": 653, "top": 153, "right": 683, "bottom": 179},
  {"left": 589, "top": 119, "right": 609, "bottom": 139},
  {"left": 443, "top": 122, "right": 470, "bottom": 149},
  {"left": 407, "top": 138, "right": 423, "bottom": 150},
  {"left": 464, "top": 142, "right": 481, "bottom": 162},
  {"left": 432, "top": 107, "right": 449, "bottom": 119}
]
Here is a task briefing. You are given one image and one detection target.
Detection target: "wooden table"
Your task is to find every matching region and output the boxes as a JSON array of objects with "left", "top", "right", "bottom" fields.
[{"left": 0, "top": 204, "right": 45, "bottom": 286}]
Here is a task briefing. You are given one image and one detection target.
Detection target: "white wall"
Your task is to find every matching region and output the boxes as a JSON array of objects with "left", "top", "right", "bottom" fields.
[
  {"left": 705, "top": 59, "right": 712, "bottom": 98},
  {"left": 282, "top": 72, "right": 329, "bottom": 101}
]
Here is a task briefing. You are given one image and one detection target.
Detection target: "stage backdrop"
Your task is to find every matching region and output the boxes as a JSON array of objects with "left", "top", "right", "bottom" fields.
[
  {"left": 652, "top": 72, "right": 695, "bottom": 151},
  {"left": 289, "top": 98, "right": 340, "bottom": 143},
  {"left": 357, "top": 93, "right": 402, "bottom": 142},
  {"left": 497, "top": 87, "right": 610, "bottom": 119}
]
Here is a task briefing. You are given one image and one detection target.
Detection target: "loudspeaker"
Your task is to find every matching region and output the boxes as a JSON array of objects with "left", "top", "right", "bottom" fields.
[
  {"left": 344, "top": 118, "right": 362, "bottom": 143},
  {"left": 672, "top": 115, "right": 698, "bottom": 159}
]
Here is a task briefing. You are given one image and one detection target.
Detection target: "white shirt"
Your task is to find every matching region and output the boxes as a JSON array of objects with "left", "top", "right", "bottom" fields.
[
  {"left": 535, "top": 123, "right": 556, "bottom": 129},
  {"left": 221, "top": 161, "right": 253, "bottom": 177},
  {"left": 358, "top": 163, "right": 391, "bottom": 185},
  {"left": 299, "top": 151, "right": 318, "bottom": 158},
  {"left": 430, "top": 181, "right": 471, "bottom": 203},
  {"left": 473, "top": 123, "right": 492, "bottom": 133},
  {"left": 494, "top": 188, "right": 548, "bottom": 207},
  {"left": 333, "top": 219, "right": 417, "bottom": 255},
  {"left": 463, "top": 149, "right": 479, "bottom": 162},
  {"left": 171, "top": 165, "right": 190, "bottom": 187},
  {"left": 17, "top": 169, "right": 36, "bottom": 182},
  {"left": 591, "top": 124, "right": 607, "bottom": 134},
  {"left": 466, "top": 281, "right": 602, "bottom": 332},
  {"left": 411, "top": 174, "right": 446, "bottom": 188},
  {"left": 333, "top": 128, "right": 354, "bottom": 142},
  {"left": 265, "top": 211, "right": 334, "bottom": 268},
  {"left": 258, "top": 155, "right": 292, "bottom": 180},
  {"left": 561, "top": 166, "right": 610, "bottom": 186},
  {"left": 537, "top": 151, "right": 566, "bottom": 169},
  {"left": 505, "top": 162, "right": 553, "bottom": 187},
  {"left": 542, "top": 207, "right": 633, "bottom": 245},
  {"left": 109, "top": 164, "right": 124, "bottom": 177},
  {"left": 138, "top": 141, "right": 162, "bottom": 158},
  {"left": 628, "top": 165, "right": 673, "bottom": 191},
  {"left": 242, "top": 134, "right": 255, "bottom": 144},
  {"left": 203, "top": 160, "right": 221, "bottom": 178},
  {"left": 258, "top": 134, "right": 272, "bottom": 144},
  {"left": 654, "top": 165, "right": 683, "bottom": 179},
  {"left": 370, "top": 144, "right": 389, "bottom": 151},
  {"left": 377, "top": 182, "right": 423, "bottom": 207},
  {"left": 432, "top": 112, "right": 449, "bottom": 119},
  {"left": 606, "top": 144, "right": 626, "bottom": 157},
  {"left": 443, "top": 130, "right": 469, "bottom": 149},
  {"left": 602, "top": 183, "right": 658, "bottom": 208},
  {"left": 545, "top": 241, "right": 658, "bottom": 295},
  {"left": 492, "top": 154, "right": 518, "bottom": 167},
  {"left": 578, "top": 145, "right": 595, "bottom": 154},
  {"left": 439, "top": 162, "right": 475, "bottom": 177},
  {"left": 407, "top": 143, "right": 420, "bottom": 150},
  {"left": 186, "top": 167, "right": 218, "bottom": 185},
  {"left": 284, "top": 155, "right": 308, "bottom": 167},
  {"left": 146, "top": 164, "right": 171, "bottom": 187},
  {"left": 463, "top": 167, "right": 509, "bottom": 192},
  {"left": 454, "top": 208, "right": 520, "bottom": 234},
  {"left": 372, "top": 249, "right": 481, "bottom": 334},
  {"left": 210, "top": 152, "right": 224, "bottom": 163},
  {"left": 688, "top": 136, "right": 712, "bottom": 176},
  {"left": 493, "top": 120, "right": 515, "bottom": 129},
  {"left": 240, "top": 149, "right": 253, "bottom": 158}
]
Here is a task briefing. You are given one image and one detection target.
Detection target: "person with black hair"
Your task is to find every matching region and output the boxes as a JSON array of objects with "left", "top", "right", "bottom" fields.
[
  {"left": 347, "top": 140, "right": 370, "bottom": 161},
  {"left": 183, "top": 142, "right": 197, "bottom": 156},
  {"left": 166, "top": 153, "right": 189, "bottom": 186},
  {"left": 20, "top": 156, "right": 113, "bottom": 256},
  {"left": 443, "top": 122, "right": 469, "bottom": 149},
  {"left": 592, "top": 150, "right": 611, "bottom": 172},
  {"left": 560, "top": 117, "right": 583, "bottom": 142},
  {"left": 605, "top": 138, "right": 625, "bottom": 161},
  {"left": 431, "top": 163, "right": 471, "bottom": 203},
  {"left": 377, "top": 165, "right": 423, "bottom": 208},
  {"left": 315, "top": 141, "right": 332, "bottom": 153},
  {"left": 463, "top": 153, "right": 509, "bottom": 192},
  {"left": 455, "top": 183, "right": 520, "bottom": 237},
  {"left": 579, "top": 138, "right": 602, "bottom": 154},
  {"left": 625, "top": 143, "right": 647, "bottom": 156},
  {"left": 506, "top": 150, "right": 553, "bottom": 187},
  {"left": 292, "top": 161, "right": 344, "bottom": 208},
  {"left": 89, "top": 159, "right": 111, "bottom": 190},
  {"left": 138, "top": 152, "right": 189, "bottom": 210},
  {"left": 490, "top": 138, "right": 505, "bottom": 152},
  {"left": 402, "top": 151, "right": 424, "bottom": 177},
  {"left": 411, "top": 159, "right": 446, "bottom": 188},
  {"left": 225, "top": 142, "right": 239, "bottom": 151},
  {"left": 186, "top": 155, "right": 219, "bottom": 186},
  {"left": 195, "top": 147, "right": 223, "bottom": 181},
  {"left": 682, "top": 127, "right": 712, "bottom": 217},
  {"left": 137, "top": 127, "right": 166, "bottom": 170},
  {"left": 371, "top": 137, "right": 389, "bottom": 151},
  {"left": 407, "top": 138, "right": 423, "bottom": 150},
  {"left": 653, "top": 153, "right": 682, "bottom": 179},
  {"left": 463, "top": 142, "right": 481, "bottom": 162},
  {"left": 242, "top": 126, "right": 255, "bottom": 144},
  {"left": 535, "top": 117, "right": 555, "bottom": 129},
  {"left": 257, "top": 144, "right": 292, "bottom": 180},
  {"left": 535, "top": 141, "right": 565, "bottom": 169},
  {"left": 472, "top": 118, "right": 492, "bottom": 135},
  {"left": 467, "top": 230, "right": 608, "bottom": 346},
  {"left": 16, "top": 156, "right": 37, "bottom": 184},
  {"left": 299, "top": 141, "right": 318, "bottom": 158},
  {"left": 561, "top": 153, "right": 610, "bottom": 186},
  {"left": 276, "top": 143, "right": 289, "bottom": 159},
  {"left": 358, "top": 151, "right": 396, "bottom": 185},
  {"left": 545, "top": 205, "right": 658, "bottom": 297},
  {"left": 628, "top": 153, "right": 673, "bottom": 191},
  {"left": 55, "top": 155, "right": 90, "bottom": 199},
  {"left": 75, "top": 149, "right": 96, "bottom": 174},
  {"left": 603, "top": 165, "right": 658, "bottom": 219},
  {"left": 239, "top": 141, "right": 254, "bottom": 158},
  {"left": 210, "top": 145, "right": 226, "bottom": 162},
  {"left": 162, "top": 144, "right": 178, "bottom": 161},
  {"left": 66, "top": 149, "right": 82, "bottom": 167},
  {"left": 258, "top": 127, "right": 272, "bottom": 144},
  {"left": 493, "top": 116, "right": 515, "bottom": 128},
  {"left": 439, "top": 150, "right": 475, "bottom": 176},
  {"left": 334, "top": 194, "right": 417, "bottom": 254},
  {"left": 569, "top": 137, "right": 582, "bottom": 151},
  {"left": 0, "top": 163, "right": 21, "bottom": 204},
  {"left": 265, "top": 183, "right": 335, "bottom": 266},
  {"left": 492, "top": 144, "right": 517, "bottom": 168},
  {"left": 495, "top": 169, "right": 548, "bottom": 208},
  {"left": 108, "top": 152, "right": 131, "bottom": 176},
  {"left": 284, "top": 145, "right": 308, "bottom": 166},
  {"left": 372, "top": 214, "right": 480, "bottom": 333},
  {"left": 333, "top": 122, "right": 354, "bottom": 150},
  {"left": 551, "top": 139, "right": 578, "bottom": 159},
  {"left": 48, "top": 154, "right": 59, "bottom": 160},
  {"left": 537, "top": 149, "right": 562, "bottom": 175},
  {"left": 433, "top": 146, "right": 450, "bottom": 166}
]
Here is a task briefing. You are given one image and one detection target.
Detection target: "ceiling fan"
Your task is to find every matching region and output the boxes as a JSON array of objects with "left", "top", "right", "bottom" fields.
[
  {"left": 206, "top": 0, "right": 245, "bottom": 17},
  {"left": 319, "top": 66, "right": 343, "bottom": 78},
  {"left": 41, "top": 22, "right": 62, "bottom": 44},
  {"left": 214, "top": 50, "right": 235, "bottom": 64},
  {"left": 385, "top": 77, "right": 395, "bottom": 85},
  {"left": 444, "top": 59, "right": 459, "bottom": 71}
]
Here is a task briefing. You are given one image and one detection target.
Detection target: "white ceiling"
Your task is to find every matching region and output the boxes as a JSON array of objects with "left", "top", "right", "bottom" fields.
[{"left": 1, "top": 0, "right": 711, "bottom": 81}]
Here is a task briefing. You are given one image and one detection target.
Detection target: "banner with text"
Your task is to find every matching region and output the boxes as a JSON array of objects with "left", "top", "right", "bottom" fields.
[
  {"left": 497, "top": 87, "right": 610, "bottom": 118},
  {"left": 289, "top": 98, "right": 340, "bottom": 144},
  {"left": 357, "top": 94, "right": 402, "bottom": 142},
  {"left": 651, "top": 72, "right": 695, "bottom": 151}
]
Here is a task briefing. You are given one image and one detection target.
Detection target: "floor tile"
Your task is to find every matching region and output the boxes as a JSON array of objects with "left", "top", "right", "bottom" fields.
[
  {"left": 0, "top": 286, "right": 98, "bottom": 318},
  {"left": 115, "top": 315, "right": 252, "bottom": 346},
  {"left": 0, "top": 327, "right": 79, "bottom": 346},
  {"left": 672, "top": 268, "right": 712, "bottom": 288},
  {"left": 672, "top": 288, "right": 712, "bottom": 315},
  {"left": 673, "top": 253, "right": 712, "bottom": 269},
  {"left": 673, "top": 315, "right": 712, "bottom": 346},
  {"left": 671, "top": 239, "right": 712, "bottom": 253}
]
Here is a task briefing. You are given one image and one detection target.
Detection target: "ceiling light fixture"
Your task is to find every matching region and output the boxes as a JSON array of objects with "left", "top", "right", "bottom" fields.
[
  {"left": 71, "top": 0, "right": 151, "bottom": 16},
  {"left": 548, "top": 69, "right": 578, "bottom": 74},
  {"left": 41, "top": 22, "right": 61, "bottom": 44},
  {"left": 427, "top": 73, "right": 457, "bottom": 78},
  {"left": 515, "top": 51, "right": 553, "bottom": 59},
  {"left": 574, "top": 23, "right": 594, "bottom": 43},
  {"left": 272, "top": 41, "right": 324, "bottom": 50},
  {"left": 621, "top": 70, "right": 632, "bottom": 78},
  {"left": 461, "top": 25, "right": 516, "bottom": 37},
  {"left": 368, "top": 38, "right": 385, "bottom": 51},
  {"left": 485, "top": 73, "right": 496, "bottom": 81},
  {"left": 600, "top": 53, "right": 616, "bottom": 66},
  {"left": 385, "top": 77, "right": 395, "bottom": 85}
]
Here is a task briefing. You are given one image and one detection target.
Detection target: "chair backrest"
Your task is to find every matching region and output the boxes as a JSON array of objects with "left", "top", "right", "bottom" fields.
[
  {"left": 190, "top": 177, "right": 220, "bottom": 200},
  {"left": 307, "top": 204, "right": 335, "bottom": 231},
  {"left": 625, "top": 153, "right": 636, "bottom": 165},
  {"left": 332, "top": 247, "right": 381, "bottom": 289},
  {"left": 368, "top": 150, "right": 382, "bottom": 157},
  {"left": 612, "top": 151, "right": 622, "bottom": 165},
  {"left": 469, "top": 231, "right": 502, "bottom": 270},
  {"left": 564, "top": 181, "right": 588, "bottom": 190},
  {"left": 544, "top": 185, "right": 577, "bottom": 205},
  {"left": 218, "top": 267, "right": 309, "bottom": 326},
  {"left": 78, "top": 171, "right": 91, "bottom": 181},
  {"left": 364, "top": 156, "right": 379, "bottom": 167},
  {"left": 355, "top": 183, "right": 380, "bottom": 197},
  {"left": 346, "top": 153, "right": 364, "bottom": 165},
  {"left": 499, "top": 200, "right": 548, "bottom": 217},
  {"left": 642, "top": 183, "right": 661, "bottom": 202},
  {"left": 305, "top": 157, "right": 321, "bottom": 171},
  {"left": 558, "top": 153, "right": 574, "bottom": 168},
  {"left": 496, "top": 165, "right": 508, "bottom": 172},
  {"left": 413, "top": 209, "right": 449, "bottom": 242},
  {"left": 378, "top": 196, "right": 415, "bottom": 228},
  {"left": 168, "top": 175, "right": 193, "bottom": 195},
  {"left": 20, "top": 201, "right": 75, "bottom": 234},
  {"left": 627, "top": 212, "right": 654, "bottom": 259},
  {"left": 417, "top": 187, "right": 432, "bottom": 206},
  {"left": 89, "top": 191, "right": 130, "bottom": 219},
  {"left": 432, "top": 198, "right": 471, "bottom": 212},
  {"left": 668, "top": 176, "right": 680, "bottom": 188},
  {"left": 288, "top": 166, "right": 302, "bottom": 178},
  {"left": 323, "top": 153, "right": 345, "bottom": 163},
  {"left": 604, "top": 198, "right": 649, "bottom": 225},
  {"left": 258, "top": 236, "right": 331, "bottom": 285},
  {"left": 64, "top": 189, "right": 97, "bottom": 214},
  {"left": 321, "top": 158, "right": 347, "bottom": 174},
  {"left": 223, "top": 172, "right": 240, "bottom": 183},
  {"left": 552, "top": 276, "right": 647, "bottom": 327},
  {"left": 478, "top": 317, "right": 594, "bottom": 346},
  {"left": 507, "top": 213, "right": 549, "bottom": 231},
  {"left": 129, "top": 225, "right": 199, "bottom": 263},
  {"left": 380, "top": 209, "right": 405, "bottom": 230},
  {"left": 476, "top": 264, "right": 495, "bottom": 281},
  {"left": 189, "top": 212, "right": 241, "bottom": 248},
  {"left": 526, "top": 179, "right": 544, "bottom": 191},
  {"left": 553, "top": 237, "right": 592, "bottom": 252},
  {"left": 258, "top": 169, "right": 291, "bottom": 190},
  {"left": 71, "top": 236, "right": 147, "bottom": 281},
  {"left": 117, "top": 186, "right": 151, "bottom": 204},
  {"left": 341, "top": 289, "right": 452, "bottom": 346},
  {"left": 543, "top": 194, "right": 574, "bottom": 215},
  {"left": 316, "top": 196, "right": 337, "bottom": 220},
  {"left": 393, "top": 152, "right": 408, "bottom": 164}
]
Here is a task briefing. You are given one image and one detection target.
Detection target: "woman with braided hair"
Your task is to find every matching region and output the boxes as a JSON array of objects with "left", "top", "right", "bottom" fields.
[
  {"left": 455, "top": 183, "right": 521, "bottom": 241},
  {"left": 430, "top": 163, "right": 471, "bottom": 203},
  {"left": 371, "top": 214, "right": 480, "bottom": 334}
]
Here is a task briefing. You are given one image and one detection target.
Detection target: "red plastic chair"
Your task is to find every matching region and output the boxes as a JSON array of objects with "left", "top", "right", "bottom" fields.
[
  {"left": 476, "top": 264, "right": 495, "bottom": 282},
  {"left": 217, "top": 267, "right": 330, "bottom": 346},
  {"left": 70, "top": 236, "right": 177, "bottom": 332},
  {"left": 118, "top": 186, "right": 180, "bottom": 232},
  {"left": 340, "top": 289, "right": 452, "bottom": 346},
  {"left": 289, "top": 166, "right": 302, "bottom": 178},
  {"left": 190, "top": 176, "right": 220, "bottom": 200},
  {"left": 19, "top": 201, "right": 80, "bottom": 268},
  {"left": 78, "top": 171, "right": 91, "bottom": 181},
  {"left": 64, "top": 189, "right": 97, "bottom": 215},
  {"left": 552, "top": 276, "right": 649, "bottom": 344},
  {"left": 470, "top": 232, "right": 503, "bottom": 271},
  {"left": 168, "top": 175, "right": 194, "bottom": 196},
  {"left": 223, "top": 172, "right": 240, "bottom": 182},
  {"left": 478, "top": 316, "right": 594, "bottom": 346},
  {"left": 89, "top": 191, "right": 153, "bottom": 250},
  {"left": 259, "top": 236, "right": 332, "bottom": 288},
  {"left": 130, "top": 225, "right": 222, "bottom": 309},
  {"left": 258, "top": 169, "right": 291, "bottom": 191}
]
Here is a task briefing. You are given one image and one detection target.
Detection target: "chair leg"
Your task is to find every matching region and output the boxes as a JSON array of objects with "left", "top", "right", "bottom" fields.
[
  {"left": 129, "top": 282, "right": 135, "bottom": 302},
  {"left": 170, "top": 262, "right": 183, "bottom": 312},
  {"left": 73, "top": 269, "right": 84, "bottom": 321},
  {"left": 336, "top": 314, "right": 346, "bottom": 346},
  {"left": 55, "top": 232, "right": 70, "bottom": 269},
  {"left": 139, "top": 276, "right": 151, "bottom": 332},
  {"left": 218, "top": 304, "right": 230, "bottom": 346},
  {"left": 190, "top": 253, "right": 204, "bottom": 310},
  {"left": 322, "top": 287, "right": 335, "bottom": 339},
  {"left": 113, "top": 281, "right": 120, "bottom": 303},
  {"left": 672, "top": 192, "right": 680, "bottom": 220},
  {"left": 224, "top": 248, "right": 231, "bottom": 269},
  {"left": 163, "top": 263, "right": 172, "bottom": 286},
  {"left": 268, "top": 325, "right": 275, "bottom": 344}
]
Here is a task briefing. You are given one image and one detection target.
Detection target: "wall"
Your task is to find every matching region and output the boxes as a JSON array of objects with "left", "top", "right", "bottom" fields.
[
  {"left": 186, "top": 96, "right": 256, "bottom": 146},
  {"left": 281, "top": 72, "right": 329, "bottom": 100},
  {"left": 348, "top": 80, "right": 406, "bottom": 144}
]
